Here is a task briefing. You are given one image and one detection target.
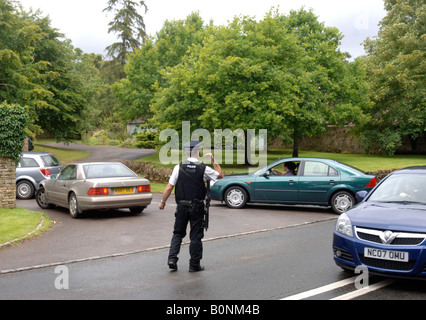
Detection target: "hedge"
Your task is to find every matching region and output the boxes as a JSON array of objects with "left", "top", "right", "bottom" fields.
[{"left": 0, "top": 102, "right": 28, "bottom": 164}]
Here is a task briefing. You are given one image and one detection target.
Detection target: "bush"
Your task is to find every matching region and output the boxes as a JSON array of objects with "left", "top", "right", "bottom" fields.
[
  {"left": 0, "top": 103, "right": 28, "bottom": 164},
  {"left": 89, "top": 129, "right": 108, "bottom": 145},
  {"left": 367, "top": 169, "right": 398, "bottom": 181},
  {"left": 122, "top": 160, "right": 172, "bottom": 183},
  {"left": 134, "top": 130, "right": 158, "bottom": 149}
]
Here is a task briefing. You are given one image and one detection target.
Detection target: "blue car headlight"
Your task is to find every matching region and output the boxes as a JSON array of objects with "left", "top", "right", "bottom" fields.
[{"left": 335, "top": 212, "right": 353, "bottom": 238}]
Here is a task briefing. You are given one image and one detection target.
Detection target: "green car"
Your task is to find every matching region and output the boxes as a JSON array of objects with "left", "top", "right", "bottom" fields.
[{"left": 210, "top": 157, "right": 377, "bottom": 214}]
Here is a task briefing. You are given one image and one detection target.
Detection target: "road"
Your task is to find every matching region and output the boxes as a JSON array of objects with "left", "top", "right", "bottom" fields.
[
  {"left": 1, "top": 198, "right": 425, "bottom": 303},
  {"left": 0, "top": 219, "right": 345, "bottom": 300}
]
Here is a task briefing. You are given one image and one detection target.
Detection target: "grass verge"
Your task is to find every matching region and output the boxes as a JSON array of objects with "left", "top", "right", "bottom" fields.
[
  {"left": 0, "top": 208, "right": 51, "bottom": 249},
  {"left": 34, "top": 143, "right": 90, "bottom": 164}
]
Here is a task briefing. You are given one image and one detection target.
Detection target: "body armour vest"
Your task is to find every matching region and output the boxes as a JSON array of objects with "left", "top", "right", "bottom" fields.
[{"left": 175, "top": 162, "right": 207, "bottom": 202}]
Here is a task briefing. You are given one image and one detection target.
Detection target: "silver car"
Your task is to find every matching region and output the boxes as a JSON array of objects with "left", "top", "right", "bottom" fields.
[
  {"left": 16, "top": 152, "right": 63, "bottom": 199},
  {"left": 35, "top": 162, "right": 152, "bottom": 218}
]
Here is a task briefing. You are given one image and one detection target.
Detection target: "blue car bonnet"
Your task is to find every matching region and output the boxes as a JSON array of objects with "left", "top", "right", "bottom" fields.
[{"left": 348, "top": 202, "right": 426, "bottom": 234}]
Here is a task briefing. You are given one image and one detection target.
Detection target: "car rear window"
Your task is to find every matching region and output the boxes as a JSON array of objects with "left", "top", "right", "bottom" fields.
[
  {"left": 303, "top": 161, "right": 338, "bottom": 176},
  {"left": 41, "top": 155, "right": 61, "bottom": 167},
  {"left": 337, "top": 162, "right": 366, "bottom": 174},
  {"left": 83, "top": 163, "right": 137, "bottom": 179}
]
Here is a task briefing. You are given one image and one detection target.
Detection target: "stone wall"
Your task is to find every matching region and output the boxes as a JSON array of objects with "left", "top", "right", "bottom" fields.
[
  {"left": 298, "top": 126, "right": 364, "bottom": 154},
  {"left": 271, "top": 126, "right": 426, "bottom": 154},
  {"left": 270, "top": 126, "right": 364, "bottom": 154},
  {"left": 0, "top": 157, "right": 16, "bottom": 209}
]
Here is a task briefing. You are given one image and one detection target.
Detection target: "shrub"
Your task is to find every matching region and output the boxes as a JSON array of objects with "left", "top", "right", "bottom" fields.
[
  {"left": 122, "top": 160, "right": 172, "bottom": 183},
  {"left": 0, "top": 103, "right": 28, "bottom": 164},
  {"left": 134, "top": 130, "right": 158, "bottom": 149}
]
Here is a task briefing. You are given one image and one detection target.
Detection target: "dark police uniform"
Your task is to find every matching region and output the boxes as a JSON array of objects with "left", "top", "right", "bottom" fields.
[
  {"left": 168, "top": 160, "right": 207, "bottom": 271},
  {"left": 163, "top": 141, "right": 221, "bottom": 272}
]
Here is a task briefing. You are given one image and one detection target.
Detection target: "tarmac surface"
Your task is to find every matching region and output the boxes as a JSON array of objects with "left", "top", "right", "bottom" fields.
[{"left": 1, "top": 195, "right": 336, "bottom": 272}]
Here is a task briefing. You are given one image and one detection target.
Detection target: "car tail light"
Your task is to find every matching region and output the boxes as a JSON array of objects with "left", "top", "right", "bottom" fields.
[
  {"left": 40, "top": 168, "right": 51, "bottom": 177},
  {"left": 137, "top": 185, "right": 151, "bottom": 193},
  {"left": 365, "top": 177, "right": 377, "bottom": 188},
  {"left": 88, "top": 187, "right": 109, "bottom": 195}
]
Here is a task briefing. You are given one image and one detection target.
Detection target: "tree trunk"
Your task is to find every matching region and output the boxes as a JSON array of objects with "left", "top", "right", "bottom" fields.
[
  {"left": 410, "top": 137, "right": 418, "bottom": 151},
  {"left": 244, "top": 130, "right": 250, "bottom": 166},
  {"left": 292, "top": 130, "right": 300, "bottom": 157}
]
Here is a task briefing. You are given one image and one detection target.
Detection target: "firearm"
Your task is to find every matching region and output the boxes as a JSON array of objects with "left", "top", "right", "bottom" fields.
[{"left": 203, "top": 179, "right": 211, "bottom": 231}]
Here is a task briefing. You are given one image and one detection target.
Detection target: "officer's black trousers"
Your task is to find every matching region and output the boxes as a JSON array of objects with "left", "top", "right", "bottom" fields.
[{"left": 168, "top": 202, "right": 204, "bottom": 268}]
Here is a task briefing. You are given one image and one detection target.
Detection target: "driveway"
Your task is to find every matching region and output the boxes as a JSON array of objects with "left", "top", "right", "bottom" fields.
[{"left": 37, "top": 142, "right": 156, "bottom": 162}]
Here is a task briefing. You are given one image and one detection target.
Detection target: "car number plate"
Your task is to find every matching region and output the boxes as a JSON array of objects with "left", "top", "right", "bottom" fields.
[
  {"left": 113, "top": 187, "right": 134, "bottom": 194},
  {"left": 364, "top": 247, "right": 409, "bottom": 262}
]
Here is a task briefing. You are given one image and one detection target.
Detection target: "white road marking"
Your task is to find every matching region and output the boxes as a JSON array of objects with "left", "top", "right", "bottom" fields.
[
  {"left": 282, "top": 277, "right": 395, "bottom": 300},
  {"left": 281, "top": 276, "right": 357, "bottom": 300},
  {"left": 331, "top": 279, "right": 395, "bottom": 300}
]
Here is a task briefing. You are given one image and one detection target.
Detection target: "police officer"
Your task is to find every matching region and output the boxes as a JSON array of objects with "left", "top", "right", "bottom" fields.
[{"left": 158, "top": 141, "right": 223, "bottom": 272}]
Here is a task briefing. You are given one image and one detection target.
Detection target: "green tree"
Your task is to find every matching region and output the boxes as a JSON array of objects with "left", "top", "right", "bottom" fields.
[
  {"left": 282, "top": 9, "right": 370, "bottom": 156},
  {"left": 362, "top": 0, "right": 425, "bottom": 154},
  {"left": 31, "top": 14, "right": 86, "bottom": 141},
  {"left": 150, "top": 9, "right": 369, "bottom": 157},
  {"left": 103, "top": 0, "right": 148, "bottom": 75},
  {"left": 0, "top": 0, "right": 87, "bottom": 141},
  {"left": 112, "top": 12, "right": 208, "bottom": 121},
  {"left": 0, "top": 0, "right": 47, "bottom": 111},
  {"left": 73, "top": 51, "right": 112, "bottom": 132},
  {"left": 151, "top": 14, "right": 277, "bottom": 136}
]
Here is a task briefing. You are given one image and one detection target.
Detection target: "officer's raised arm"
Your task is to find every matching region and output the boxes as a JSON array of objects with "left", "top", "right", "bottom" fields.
[{"left": 204, "top": 153, "right": 223, "bottom": 180}]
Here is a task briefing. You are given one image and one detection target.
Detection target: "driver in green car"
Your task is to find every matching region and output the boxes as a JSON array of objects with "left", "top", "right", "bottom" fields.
[{"left": 272, "top": 161, "right": 297, "bottom": 176}]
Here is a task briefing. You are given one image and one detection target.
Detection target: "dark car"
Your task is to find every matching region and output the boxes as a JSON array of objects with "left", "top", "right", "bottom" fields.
[
  {"left": 333, "top": 166, "right": 426, "bottom": 279},
  {"left": 210, "top": 157, "right": 377, "bottom": 214},
  {"left": 16, "top": 152, "right": 63, "bottom": 199}
]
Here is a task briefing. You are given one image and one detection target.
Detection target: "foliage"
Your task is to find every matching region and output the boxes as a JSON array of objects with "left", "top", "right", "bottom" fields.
[
  {"left": 103, "top": 0, "right": 148, "bottom": 72},
  {"left": 121, "top": 160, "right": 171, "bottom": 183},
  {"left": 0, "top": 0, "right": 87, "bottom": 142},
  {"left": 148, "top": 8, "right": 369, "bottom": 157},
  {"left": 134, "top": 128, "right": 159, "bottom": 149},
  {"left": 362, "top": 0, "right": 425, "bottom": 154},
  {"left": 73, "top": 51, "right": 112, "bottom": 133},
  {"left": 90, "top": 129, "right": 109, "bottom": 145},
  {"left": 0, "top": 102, "right": 28, "bottom": 164},
  {"left": 112, "top": 12, "right": 208, "bottom": 121},
  {"left": 2, "top": 1, "right": 423, "bottom": 156}
]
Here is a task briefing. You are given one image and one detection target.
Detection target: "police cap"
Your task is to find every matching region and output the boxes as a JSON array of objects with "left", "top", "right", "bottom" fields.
[{"left": 183, "top": 141, "right": 202, "bottom": 151}]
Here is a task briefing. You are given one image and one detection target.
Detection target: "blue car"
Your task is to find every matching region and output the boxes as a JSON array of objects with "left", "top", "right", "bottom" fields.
[{"left": 333, "top": 166, "right": 426, "bottom": 279}]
